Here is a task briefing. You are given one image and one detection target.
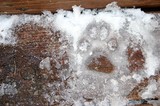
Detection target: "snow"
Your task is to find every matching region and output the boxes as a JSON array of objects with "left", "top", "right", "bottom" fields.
[
  {"left": 132, "top": 73, "right": 143, "bottom": 82},
  {"left": 107, "top": 38, "right": 118, "bottom": 51},
  {"left": 48, "top": 4, "right": 160, "bottom": 104},
  {"left": 110, "top": 79, "right": 119, "bottom": 92},
  {"left": 141, "top": 79, "right": 158, "bottom": 99},
  {"left": 0, "top": 83, "right": 18, "bottom": 96},
  {"left": 120, "top": 75, "right": 131, "bottom": 82},
  {"left": 0, "top": 2, "right": 160, "bottom": 106},
  {"left": 0, "top": 15, "right": 18, "bottom": 45},
  {"left": 39, "top": 57, "right": 51, "bottom": 71}
]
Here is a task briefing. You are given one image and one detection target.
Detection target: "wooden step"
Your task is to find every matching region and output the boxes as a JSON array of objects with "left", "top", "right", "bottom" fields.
[{"left": 0, "top": 0, "right": 160, "bottom": 14}]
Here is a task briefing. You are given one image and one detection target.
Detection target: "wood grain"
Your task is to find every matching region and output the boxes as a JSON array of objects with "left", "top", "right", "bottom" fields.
[
  {"left": 0, "top": 0, "right": 160, "bottom": 14},
  {"left": 0, "top": 23, "right": 69, "bottom": 105}
]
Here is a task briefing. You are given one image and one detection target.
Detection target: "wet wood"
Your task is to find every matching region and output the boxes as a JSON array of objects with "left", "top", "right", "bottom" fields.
[
  {"left": 127, "top": 46, "right": 145, "bottom": 72},
  {"left": 87, "top": 55, "right": 114, "bottom": 73},
  {"left": 127, "top": 78, "right": 149, "bottom": 100},
  {"left": 0, "top": 0, "right": 160, "bottom": 14}
]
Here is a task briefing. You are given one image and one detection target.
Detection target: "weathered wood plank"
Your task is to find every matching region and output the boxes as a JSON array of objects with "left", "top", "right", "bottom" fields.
[
  {"left": 0, "top": 23, "right": 69, "bottom": 105},
  {"left": 0, "top": 0, "right": 160, "bottom": 14}
]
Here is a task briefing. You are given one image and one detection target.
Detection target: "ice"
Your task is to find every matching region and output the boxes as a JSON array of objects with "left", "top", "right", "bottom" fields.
[
  {"left": 0, "top": 83, "right": 18, "bottom": 96},
  {"left": 39, "top": 57, "right": 51, "bottom": 71}
]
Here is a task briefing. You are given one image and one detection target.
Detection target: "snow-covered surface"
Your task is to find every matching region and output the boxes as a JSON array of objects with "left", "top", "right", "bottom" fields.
[{"left": 0, "top": 2, "right": 160, "bottom": 106}]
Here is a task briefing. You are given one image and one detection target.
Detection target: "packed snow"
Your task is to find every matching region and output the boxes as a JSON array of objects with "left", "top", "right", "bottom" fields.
[{"left": 0, "top": 2, "right": 160, "bottom": 106}]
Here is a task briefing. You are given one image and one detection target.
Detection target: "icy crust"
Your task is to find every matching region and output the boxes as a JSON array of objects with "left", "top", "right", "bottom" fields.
[
  {"left": 54, "top": 2, "right": 160, "bottom": 106},
  {"left": 0, "top": 2, "right": 160, "bottom": 106}
]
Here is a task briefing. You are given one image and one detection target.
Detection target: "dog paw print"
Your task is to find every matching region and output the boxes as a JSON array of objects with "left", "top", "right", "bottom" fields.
[{"left": 77, "top": 21, "right": 116, "bottom": 73}]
